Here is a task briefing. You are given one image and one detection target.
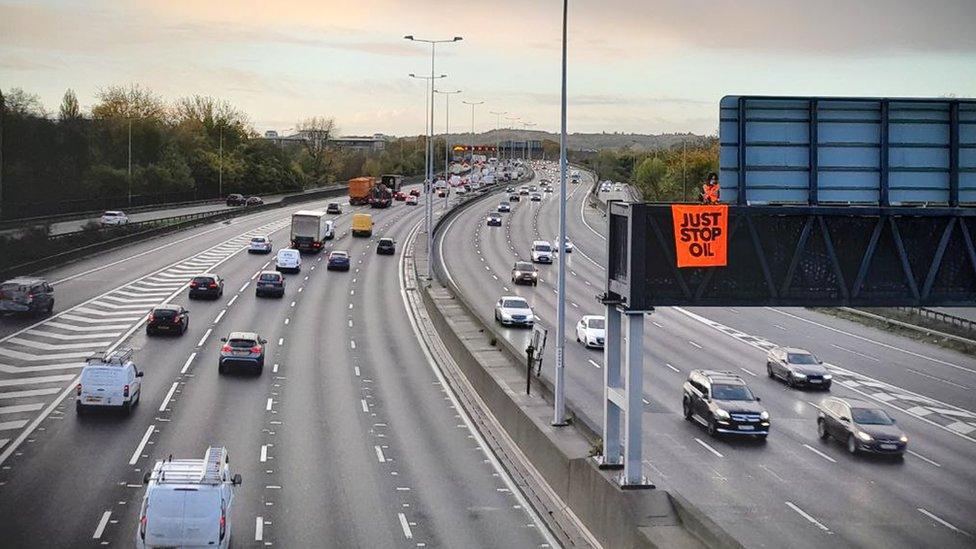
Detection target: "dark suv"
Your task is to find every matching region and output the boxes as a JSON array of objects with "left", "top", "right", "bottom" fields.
[
  {"left": 511, "top": 261, "right": 538, "bottom": 286},
  {"left": 683, "top": 370, "right": 769, "bottom": 439},
  {"left": 376, "top": 238, "right": 396, "bottom": 255},
  {"left": 188, "top": 274, "right": 224, "bottom": 300},
  {"left": 226, "top": 193, "right": 245, "bottom": 206},
  {"left": 0, "top": 277, "right": 55, "bottom": 316}
]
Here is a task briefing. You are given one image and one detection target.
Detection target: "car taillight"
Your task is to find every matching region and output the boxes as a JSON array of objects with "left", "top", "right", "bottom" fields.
[
  {"left": 221, "top": 344, "right": 232, "bottom": 353},
  {"left": 189, "top": 282, "right": 198, "bottom": 288},
  {"left": 313, "top": 242, "right": 321, "bottom": 248},
  {"left": 209, "top": 282, "right": 218, "bottom": 289},
  {"left": 123, "top": 384, "right": 129, "bottom": 397},
  {"left": 76, "top": 383, "right": 82, "bottom": 396},
  {"left": 250, "top": 345, "right": 262, "bottom": 353},
  {"left": 140, "top": 515, "right": 147, "bottom": 539},
  {"left": 27, "top": 293, "right": 34, "bottom": 301},
  {"left": 148, "top": 313, "right": 155, "bottom": 322},
  {"left": 219, "top": 513, "right": 226, "bottom": 541}
]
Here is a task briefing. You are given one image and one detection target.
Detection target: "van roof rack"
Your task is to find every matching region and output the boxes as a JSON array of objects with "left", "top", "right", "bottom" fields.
[
  {"left": 86, "top": 348, "right": 133, "bottom": 366},
  {"left": 151, "top": 446, "right": 228, "bottom": 486}
]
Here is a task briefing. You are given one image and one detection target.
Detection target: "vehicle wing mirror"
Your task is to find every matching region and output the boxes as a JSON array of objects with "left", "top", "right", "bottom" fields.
[
  {"left": 143, "top": 471, "right": 152, "bottom": 484},
  {"left": 136, "top": 371, "right": 144, "bottom": 377},
  {"left": 232, "top": 474, "right": 242, "bottom": 486},
  {"left": 755, "top": 396, "right": 761, "bottom": 402},
  {"left": 261, "top": 339, "right": 268, "bottom": 344},
  {"left": 220, "top": 337, "right": 227, "bottom": 342}
]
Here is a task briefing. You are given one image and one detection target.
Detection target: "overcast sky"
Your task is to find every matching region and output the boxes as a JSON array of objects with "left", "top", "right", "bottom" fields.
[{"left": 2, "top": 0, "right": 974, "bottom": 136}]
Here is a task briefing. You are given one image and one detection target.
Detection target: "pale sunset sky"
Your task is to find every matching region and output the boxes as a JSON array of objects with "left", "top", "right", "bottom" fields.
[{"left": 2, "top": 0, "right": 974, "bottom": 136}]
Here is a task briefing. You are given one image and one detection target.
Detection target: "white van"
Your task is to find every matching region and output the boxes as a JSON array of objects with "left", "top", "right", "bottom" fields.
[
  {"left": 530, "top": 240, "right": 554, "bottom": 264},
  {"left": 275, "top": 248, "right": 301, "bottom": 273},
  {"left": 76, "top": 349, "right": 142, "bottom": 414},
  {"left": 137, "top": 447, "right": 242, "bottom": 549}
]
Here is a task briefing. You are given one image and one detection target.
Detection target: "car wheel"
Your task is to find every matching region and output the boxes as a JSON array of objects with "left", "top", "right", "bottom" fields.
[
  {"left": 218, "top": 363, "right": 227, "bottom": 375},
  {"left": 817, "top": 419, "right": 830, "bottom": 440},
  {"left": 75, "top": 402, "right": 84, "bottom": 415},
  {"left": 682, "top": 398, "right": 692, "bottom": 420},
  {"left": 256, "top": 364, "right": 263, "bottom": 376},
  {"left": 46, "top": 300, "right": 54, "bottom": 315},
  {"left": 787, "top": 375, "right": 795, "bottom": 389},
  {"left": 766, "top": 363, "right": 774, "bottom": 378},
  {"left": 123, "top": 401, "right": 132, "bottom": 415},
  {"left": 707, "top": 417, "right": 718, "bottom": 437},
  {"left": 182, "top": 321, "right": 189, "bottom": 334},
  {"left": 847, "top": 434, "right": 859, "bottom": 455}
]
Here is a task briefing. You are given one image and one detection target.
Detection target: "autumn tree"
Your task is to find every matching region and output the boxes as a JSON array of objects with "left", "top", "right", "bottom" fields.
[{"left": 58, "top": 89, "right": 81, "bottom": 121}]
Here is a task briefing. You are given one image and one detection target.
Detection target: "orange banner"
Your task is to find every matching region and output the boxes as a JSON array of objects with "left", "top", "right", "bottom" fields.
[{"left": 671, "top": 205, "right": 728, "bottom": 268}]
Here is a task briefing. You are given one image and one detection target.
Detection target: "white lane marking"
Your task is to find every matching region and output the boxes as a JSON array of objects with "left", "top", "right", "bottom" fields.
[
  {"left": 260, "top": 445, "right": 268, "bottom": 463},
  {"left": 266, "top": 398, "right": 273, "bottom": 411},
  {"left": 651, "top": 321, "right": 663, "bottom": 328},
  {"left": 239, "top": 282, "right": 249, "bottom": 292},
  {"left": 907, "top": 449, "right": 941, "bottom": 467},
  {"left": 92, "top": 511, "right": 111, "bottom": 539},
  {"left": 694, "top": 437, "right": 724, "bottom": 458},
  {"left": 587, "top": 359, "right": 602, "bottom": 369},
  {"left": 918, "top": 508, "right": 971, "bottom": 536},
  {"left": 688, "top": 340, "right": 703, "bottom": 349},
  {"left": 361, "top": 399, "right": 369, "bottom": 413},
  {"left": 830, "top": 343, "right": 879, "bottom": 362},
  {"left": 250, "top": 271, "right": 259, "bottom": 280},
  {"left": 350, "top": 289, "right": 355, "bottom": 295},
  {"left": 278, "top": 337, "right": 284, "bottom": 346},
  {"left": 0, "top": 388, "right": 60, "bottom": 400},
  {"left": 284, "top": 318, "right": 289, "bottom": 325},
  {"left": 773, "top": 324, "right": 787, "bottom": 331},
  {"left": 298, "top": 287, "right": 303, "bottom": 293},
  {"left": 786, "top": 501, "right": 831, "bottom": 533},
  {"left": 354, "top": 366, "right": 361, "bottom": 377},
  {"left": 349, "top": 303, "right": 353, "bottom": 310},
  {"left": 180, "top": 352, "right": 196, "bottom": 374},
  {"left": 350, "top": 340, "right": 356, "bottom": 349},
  {"left": 158, "top": 382, "right": 179, "bottom": 412},
  {"left": 906, "top": 368, "right": 971, "bottom": 390},
  {"left": 739, "top": 367, "right": 757, "bottom": 377},
  {"left": 227, "top": 295, "right": 238, "bottom": 307},
  {"left": 802, "top": 443, "right": 837, "bottom": 463},
  {"left": 129, "top": 424, "right": 155, "bottom": 465},
  {"left": 0, "top": 403, "right": 44, "bottom": 414},
  {"left": 196, "top": 328, "right": 212, "bottom": 348},
  {"left": 665, "top": 363, "right": 680, "bottom": 373},
  {"left": 213, "top": 309, "right": 226, "bottom": 324},
  {"left": 272, "top": 363, "right": 279, "bottom": 373},
  {"left": 397, "top": 512, "right": 413, "bottom": 540},
  {"left": 375, "top": 445, "right": 387, "bottom": 463},
  {"left": 290, "top": 301, "right": 296, "bottom": 307},
  {"left": 348, "top": 320, "right": 353, "bottom": 328},
  {"left": 255, "top": 516, "right": 264, "bottom": 541}
]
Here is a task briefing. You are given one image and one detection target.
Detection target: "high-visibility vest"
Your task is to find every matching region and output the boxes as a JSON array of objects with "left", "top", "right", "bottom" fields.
[{"left": 702, "top": 183, "right": 720, "bottom": 204}]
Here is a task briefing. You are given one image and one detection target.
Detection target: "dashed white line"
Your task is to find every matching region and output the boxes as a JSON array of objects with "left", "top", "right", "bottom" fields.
[
  {"left": 694, "top": 437, "right": 724, "bottom": 458},
  {"left": 129, "top": 424, "right": 155, "bottom": 465},
  {"left": 290, "top": 301, "right": 296, "bottom": 307},
  {"left": 284, "top": 318, "right": 290, "bottom": 325},
  {"left": 265, "top": 398, "right": 273, "bottom": 411},
  {"left": 688, "top": 340, "right": 703, "bottom": 349},
  {"left": 350, "top": 340, "right": 357, "bottom": 349},
  {"left": 665, "top": 363, "right": 680, "bottom": 373},
  {"left": 802, "top": 443, "right": 837, "bottom": 463},
  {"left": 587, "top": 359, "right": 602, "bottom": 369},
  {"left": 354, "top": 366, "right": 361, "bottom": 377},
  {"left": 180, "top": 352, "right": 197, "bottom": 374},
  {"left": 158, "top": 382, "right": 179, "bottom": 412},
  {"left": 239, "top": 282, "right": 249, "bottom": 292},
  {"left": 196, "top": 328, "right": 213, "bottom": 348},
  {"left": 227, "top": 295, "right": 238, "bottom": 307},
  {"left": 361, "top": 399, "right": 370, "bottom": 413},
  {"left": 92, "top": 511, "right": 111, "bottom": 539},
  {"left": 786, "top": 501, "right": 831, "bottom": 533},
  {"left": 278, "top": 337, "right": 284, "bottom": 346},
  {"left": 917, "top": 507, "right": 970, "bottom": 536},
  {"left": 739, "top": 367, "right": 757, "bottom": 377},
  {"left": 349, "top": 303, "right": 354, "bottom": 310},
  {"left": 260, "top": 445, "right": 268, "bottom": 462},
  {"left": 651, "top": 321, "right": 663, "bottom": 328},
  {"left": 907, "top": 450, "right": 941, "bottom": 468},
  {"left": 397, "top": 512, "right": 413, "bottom": 540},
  {"left": 213, "top": 309, "right": 226, "bottom": 324},
  {"left": 830, "top": 343, "right": 879, "bottom": 362},
  {"left": 255, "top": 516, "right": 264, "bottom": 541},
  {"left": 348, "top": 320, "right": 354, "bottom": 328},
  {"left": 375, "top": 445, "right": 387, "bottom": 463}
]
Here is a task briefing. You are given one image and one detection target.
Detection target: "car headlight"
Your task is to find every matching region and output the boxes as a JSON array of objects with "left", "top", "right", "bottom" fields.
[
  {"left": 514, "top": 271, "right": 523, "bottom": 277},
  {"left": 856, "top": 431, "right": 873, "bottom": 442},
  {"left": 760, "top": 411, "right": 769, "bottom": 421},
  {"left": 714, "top": 409, "right": 731, "bottom": 420},
  {"left": 823, "top": 374, "right": 832, "bottom": 380},
  {"left": 500, "top": 311, "right": 512, "bottom": 319},
  {"left": 899, "top": 435, "right": 908, "bottom": 443},
  {"left": 531, "top": 272, "right": 538, "bottom": 278},
  {"left": 792, "top": 372, "right": 807, "bottom": 379}
]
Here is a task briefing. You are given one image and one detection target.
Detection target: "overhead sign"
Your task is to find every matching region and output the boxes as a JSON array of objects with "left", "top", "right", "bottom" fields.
[{"left": 671, "top": 205, "right": 728, "bottom": 268}]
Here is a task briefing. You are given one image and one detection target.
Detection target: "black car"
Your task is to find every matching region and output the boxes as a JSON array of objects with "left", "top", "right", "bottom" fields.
[
  {"left": 226, "top": 193, "right": 245, "bottom": 206},
  {"left": 509, "top": 193, "right": 520, "bottom": 202},
  {"left": 683, "top": 370, "right": 770, "bottom": 439},
  {"left": 146, "top": 305, "right": 189, "bottom": 335},
  {"left": 376, "top": 238, "right": 396, "bottom": 255},
  {"left": 245, "top": 196, "right": 263, "bottom": 206},
  {"left": 818, "top": 397, "right": 908, "bottom": 457},
  {"left": 327, "top": 251, "right": 351, "bottom": 271},
  {"left": 326, "top": 202, "right": 342, "bottom": 214},
  {"left": 511, "top": 261, "right": 538, "bottom": 286},
  {"left": 0, "top": 277, "right": 55, "bottom": 316},
  {"left": 188, "top": 274, "right": 224, "bottom": 300},
  {"left": 506, "top": 186, "right": 516, "bottom": 193},
  {"left": 766, "top": 347, "right": 832, "bottom": 390},
  {"left": 255, "top": 271, "right": 285, "bottom": 297},
  {"left": 486, "top": 213, "right": 502, "bottom": 227}
]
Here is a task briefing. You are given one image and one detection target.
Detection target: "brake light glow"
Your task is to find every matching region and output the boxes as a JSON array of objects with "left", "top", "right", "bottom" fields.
[
  {"left": 76, "top": 383, "right": 82, "bottom": 396},
  {"left": 219, "top": 513, "right": 226, "bottom": 541},
  {"left": 208, "top": 282, "right": 218, "bottom": 289},
  {"left": 221, "top": 345, "right": 232, "bottom": 353},
  {"left": 123, "top": 384, "right": 129, "bottom": 397},
  {"left": 148, "top": 313, "right": 155, "bottom": 322},
  {"left": 189, "top": 282, "right": 198, "bottom": 288},
  {"left": 250, "top": 345, "right": 262, "bottom": 353},
  {"left": 140, "top": 515, "right": 147, "bottom": 539}
]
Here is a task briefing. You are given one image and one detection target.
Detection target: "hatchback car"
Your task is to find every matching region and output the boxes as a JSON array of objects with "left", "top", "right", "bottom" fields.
[
  {"left": 394, "top": 191, "right": 406, "bottom": 201},
  {"left": 99, "top": 210, "right": 129, "bottom": 226},
  {"left": 255, "top": 271, "right": 285, "bottom": 297},
  {"left": 767, "top": 347, "right": 832, "bottom": 390},
  {"left": 226, "top": 193, "right": 245, "bottom": 206},
  {"left": 245, "top": 196, "right": 263, "bottom": 206},
  {"left": 326, "top": 202, "right": 343, "bottom": 215},
  {"left": 188, "top": 274, "right": 224, "bottom": 299},
  {"left": 0, "top": 277, "right": 54, "bottom": 315},
  {"left": 506, "top": 186, "right": 516, "bottom": 193},
  {"left": 497, "top": 202, "right": 511, "bottom": 213},
  {"left": 494, "top": 296, "right": 535, "bottom": 327},
  {"left": 410, "top": 188, "right": 421, "bottom": 197},
  {"left": 818, "top": 397, "right": 907, "bottom": 457},
  {"left": 376, "top": 238, "right": 396, "bottom": 255},
  {"left": 218, "top": 332, "right": 267, "bottom": 374},
  {"left": 406, "top": 195, "right": 419, "bottom": 205},
  {"left": 248, "top": 236, "right": 273, "bottom": 254},
  {"left": 683, "top": 370, "right": 770, "bottom": 439},
  {"left": 511, "top": 261, "right": 538, "bottom": 286},
  {"left": 486, "top": 213, "right": 502, "bottom": 227},
  {"left": 576, "top": 315, "right": 606, "bottom": 348},
  {"left": 563, "top": 237, "right": 574, "bottom": 253},
  {"left": 327, "top": 250, "right": 351, "bottom": 271},
  {"left": 509, "top": 193, "right": 520, "bottom": 202},
  {"left": 519, "top": 187, "right": 530, "bottom": 195},
  {"left": 530, "top": 193, "right": 542, "bottom": 202},
  {"left": 146, "top": 305, "right": 189, "bottom": 335}
]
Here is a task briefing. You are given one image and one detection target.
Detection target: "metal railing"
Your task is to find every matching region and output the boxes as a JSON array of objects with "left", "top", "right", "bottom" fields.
[{"left": 898, "top": 307, "right": 976, "bottom": 334}]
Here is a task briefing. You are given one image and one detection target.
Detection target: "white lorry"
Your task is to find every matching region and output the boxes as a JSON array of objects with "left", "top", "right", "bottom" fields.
[{"left": 290, "top": 210, "right": 332, "bottom": 253}]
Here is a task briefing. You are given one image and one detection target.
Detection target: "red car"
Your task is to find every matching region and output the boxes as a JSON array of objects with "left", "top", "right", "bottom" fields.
[
  {"left": 394, "top": 191, "right": 406, "bottom": 201},
  {"left": 409, "top": 188, "right": 421, "bottom": 197}
]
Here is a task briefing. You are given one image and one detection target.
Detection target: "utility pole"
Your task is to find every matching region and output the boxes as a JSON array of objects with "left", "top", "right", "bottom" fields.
[
  {"left": 127, "top": 118, "right": 133, "bottom": 207},
  {"left": 554, "top": 0, "right": 569, "bottom": 426},
  {"left": 435, "top": 89, "right": 461, "bottom": 185},
  {"left": 463, "top": 100, "right": 484, "bottom": 169},
  {"left": 0, "top": 91, "right": 5, "bottom": 221},
  {"left": 218, "top": 124, "right": 224, "bottom": 199},
  {"left": 506, "top": 116, "right": 520, "bottom": 161},
  {"left": 522, "top": 122, "right": 536, "bottom": 162},
  {"left": 490, "top": 110, "right": 506, "bottom": 162}
]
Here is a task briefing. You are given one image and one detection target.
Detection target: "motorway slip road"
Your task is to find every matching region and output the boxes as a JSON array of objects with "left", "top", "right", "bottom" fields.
[
  {"left": 438, "top": 164, "right": 976, "bottom": 549},
  {"left": 0, "top": 187, "right": 552, "bottom": 548}
]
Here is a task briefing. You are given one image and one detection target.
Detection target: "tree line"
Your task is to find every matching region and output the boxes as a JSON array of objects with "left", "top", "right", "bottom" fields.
[{"left": 0, "top": 86, "right": 437, "bottom": 219}]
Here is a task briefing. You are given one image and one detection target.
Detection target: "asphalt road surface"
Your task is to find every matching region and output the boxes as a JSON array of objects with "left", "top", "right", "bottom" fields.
[
  {"left": 437, "top": 164, "right": 976, "bottom": 549},
  {"left": 0, "top": 186, "right": 553, "bottom": 548}
]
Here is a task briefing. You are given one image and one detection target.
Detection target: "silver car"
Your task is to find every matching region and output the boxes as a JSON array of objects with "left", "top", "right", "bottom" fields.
[
  {"left": 766, "top": 347, "right": 832, "bottom": 390},
  {"left": 494, "top": 296, "right": 535, "bottom": 327}
]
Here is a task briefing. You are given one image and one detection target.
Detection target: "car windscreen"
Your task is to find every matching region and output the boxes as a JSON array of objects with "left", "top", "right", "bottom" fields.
[
  {"left": 229, "top": 338, "right": 256, "bottom": 349},
  {"left": 588, "top": 319, "right": 605, "bottom": 329},
  {"left": 259, "top": 274, "right": 280, "bottom": 282},
  {"left": 379, "top": 239, "right": 393, "bottom": 246},
  {"left": 514, "top": 263, "right": 534, "bottom": 271},
  {"left": 502, "top": 299, "right": 528, "bottom": 309},
  {"left": 787, "top": 353, "right": 819, "bottom": 365},
  {"left": 533, "top": 244, "right": 552, "bottom": 252},
  {"left": 852, "top": 407, "right": 894, "bottom": 425},
  {"left": 710, "top": 384, "right": 755, "bottom": 401}
]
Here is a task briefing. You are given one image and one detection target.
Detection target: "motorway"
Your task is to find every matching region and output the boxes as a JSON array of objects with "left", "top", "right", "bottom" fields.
[
  {"left": 436, "top": 164, "right": 976, "bottom": 549},
  {"left": 0, "top": 187, "right": 553, "bottom": 547}
]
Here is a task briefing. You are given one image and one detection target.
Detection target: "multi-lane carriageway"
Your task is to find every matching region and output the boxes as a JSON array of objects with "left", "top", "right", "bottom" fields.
[
  {"left": 438, "top": 164, "right": 976, "bottom": 549},
  {"left": 0, "top": 187, "right": 555, "bottom": 548}
]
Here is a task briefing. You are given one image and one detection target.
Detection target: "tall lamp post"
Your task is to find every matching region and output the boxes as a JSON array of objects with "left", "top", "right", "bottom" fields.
[
  {"left": 127, "top": 119, "right": 133, "bottom": 207},
  {"left": 435, "top": 89, "right": 462, "bottom": 185},
  {"left": 462, "top": 100, "right": 483, "bottom": 171},
  {"left": 554, "top": 0, "right": 569, "bottom": 426},
  {"left": 490, "top": 110, "right": 506, "bottom": 161},
  {"left": 521, "top": 121, "right": 536, "bottom": 162},
  {"left": 405, "top": 34, "right": 463, "bottom": 280},
  {"left": 506, "top": 116, "right": 521, "bottom": 161}
]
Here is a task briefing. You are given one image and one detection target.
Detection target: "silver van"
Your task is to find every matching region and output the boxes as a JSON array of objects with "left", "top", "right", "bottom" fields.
[{"left": 0, "top": 277, "right": 54, "bottom": 315}]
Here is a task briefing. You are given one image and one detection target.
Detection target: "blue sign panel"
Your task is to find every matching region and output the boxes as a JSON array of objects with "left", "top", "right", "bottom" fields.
[{"left": 720, "top": 96, "right": 976, "bottom": 206}]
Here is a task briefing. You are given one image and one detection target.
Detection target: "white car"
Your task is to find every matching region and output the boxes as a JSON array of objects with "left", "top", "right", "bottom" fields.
[
  {"left": 563, "top": 237, "right": 574, "bottom": 253},
  {"left": 99, "top": 210, "right": 129, "bottom": 226},
  {"left": 456, "top": 186, "right": 468, "bottom": 195},
  {"left": 275, "top": 248, "right": 301, "bottom": 273},
  {"left": 406, "top": 195, "right": 419, "bottom": 205},
  {"left": 248, "top": 235, "right": 273, "bottom": 254},
  {"left": 530, "top": 240, "right": 554, "bottom": 264},
  {"left": 494, "top": 296, "right": 535, "bottom": 327},
  {"left": 137, "top": 446, "right": 242, "bottom": 549},
  {"left": 76, "top": 349, "right": 143, "bottom": 414},
  {"left": 497, "top": 202, "right": 511, "bottom": 213},
  {"left": 576, "top": 315, "right": 606, "bottom": 348}
]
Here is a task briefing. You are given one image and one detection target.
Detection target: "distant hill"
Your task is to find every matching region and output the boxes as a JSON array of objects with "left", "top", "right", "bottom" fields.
[{"left": 422, "top": 129, "right": 713, "bottom": 152}]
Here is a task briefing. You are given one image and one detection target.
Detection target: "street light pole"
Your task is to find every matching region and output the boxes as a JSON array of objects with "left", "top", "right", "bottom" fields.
[
  {"left": 462, "top": 100, "right": 484, "bottom": 172},
  {"left": 435, "top": 89, "right": 461, "bottom": 185},
  {"left": 554, "top": 0, "right": 569, "bottom": 426},
  {"left": 506, "top": 116, "right": 520, "bottom": 161},
  {"left": 127, "top": 118, "right": 132, "bottom": 207},
  {"left": 521, "top": 122, "right": 536, "bottom": 162},
  {"left": 490, "top": 111, "right": 506, "bottom": 161},
  {"left": 218, "top": 124, "right": 223, "bottom": 199},
  {"left": 405, "top": 34, "right": 463, "bottom": 280}
]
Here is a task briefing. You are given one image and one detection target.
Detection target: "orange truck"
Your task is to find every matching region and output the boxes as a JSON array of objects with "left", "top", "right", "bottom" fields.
[{"left": 348, "top": 177, "right": 375, "bottom": 206}]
